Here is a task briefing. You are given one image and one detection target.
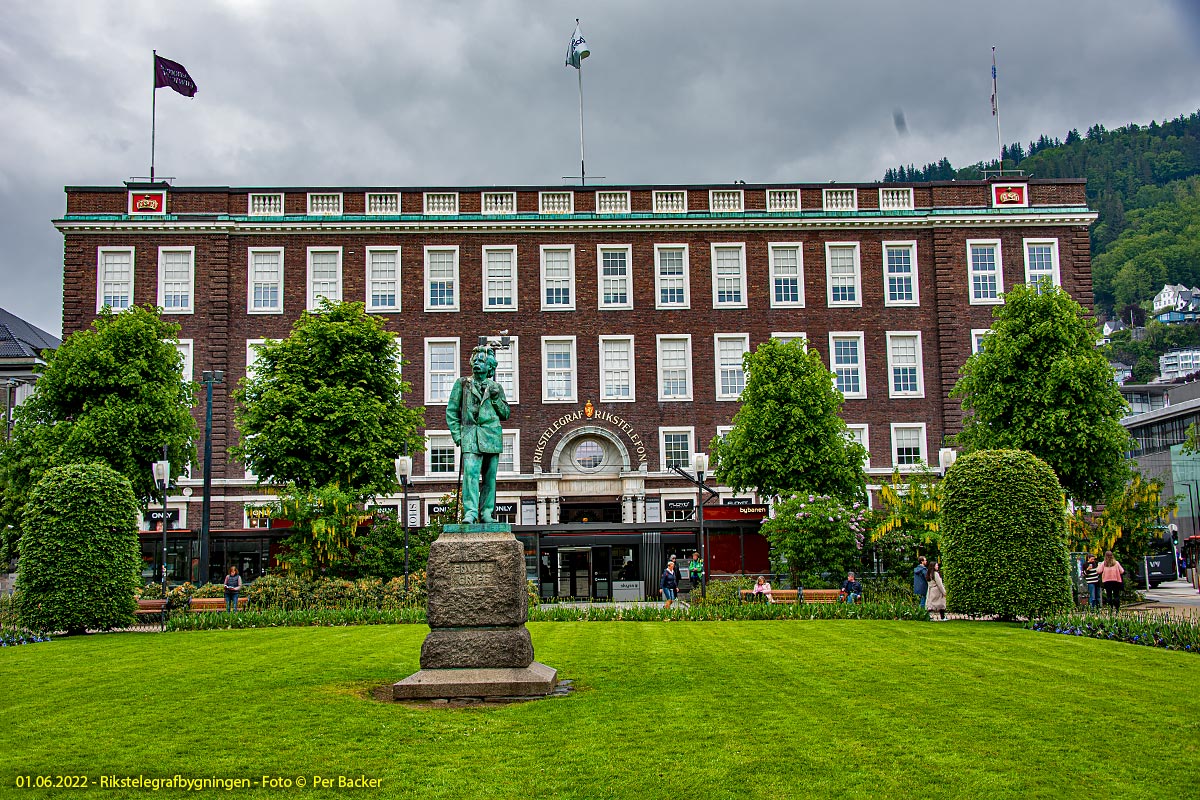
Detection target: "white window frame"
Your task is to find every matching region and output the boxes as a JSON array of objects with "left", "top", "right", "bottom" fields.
[
  {"left": 306, "top": 246, "right": 343, "bottom": 310},
  {"left": 825, "top": 242, "right": 862, "bottom": 308},
  {"left": 822, "top": 188, "right": 858, "bottom": 211},
  {"left": 599, "top": 335, "right": 636, "bottom": 402},
  {"left": 768, "top": 242, "right": 805, "bottom": 308},
  {"left": 654, "top": 244, "right": 691, "bottom": 309},
  {"left": 845, "top": 424, "right": 870, "bottom": 470},
  {"left": 595, "top": 190, "right": 630, "bottom": 214},
  {"left": 771, "top": 331, "right": 808, "bottom": 350},
  {"left": 424, "top": 246, "right": 461, "bottom": 312},
  {"left": 306, "top": 192, "right": 343, "bottom": 215},
  {"left": 971, "top": 328, "right": 992, "bottom": 355},
  {"left": 828, "top": 331, "right": 867, "bottom": 399},
  {"left": 885, "top": 331, "right": 925, "bottom": 399},
  {"left": 424, "top": 338, "right": 460, "bottom": 406},
  {"left": 482, "top": 246, "right": 519, "bottom": 311},
  {"left": 714, "top": 333, "right": 750, "bottom": 401},
  {"left": 653, "top": 190, "right": 688, "bottom": 214},
  {"left": 247, "top": 192, "right": 284, "bottom": 216},
  {"left": 711, "top": 243, "right": 748, "bottom": 309},
  {"left": 1023, "top": 238, "right": 1061, "bottom": 289},
  {"left": 493, "top": 337, "right": 519, "bottom": 405},
  {"left": 540, "top": 245, "right": 576, "bottom": 311},
  {"left": 365, "top": 246, "right": 401, "bottom": 312},
  {"left": 656, "top": 334, "right": 693, "bottom": 402},
  {"left": 365, "top": 192, "right": 400, "bottom": 214},
  {"left": 709, "top": 189, "right": 744, "bottom": 213},
  {"left": 539, "top": 191, "right": 575, "bottom": 214},
  {"left": 882, "top": 240, "right": 920, "bottom": 307},
  {"left": 541, "top": 336, "right": 578, "bottom": 403},
  {"left": 423, "top": 192, "right": 459, "bottom": 215},
  {"left": 156, "top": 246, "right": 195, "bottom": 314},
  {"left": 499, "top": 430, "right": 520, "bottom": 475},
  {"left": 967, "top": 239, "right": 1004, "bottom": 305},
  {"left": 597, "top": 245, "right": 633, "bottom": 310},
  {"left": 97, "top": 246, "right": 135, "bottom": 313},
  {"left": 425, "top": 430, "right": 460, "bottom": 476},
  {"left": 175, "top": 339, "right": 194, "bottom": 383},
  {"left": 890, "top": 423, "right": 928, "bottom": 470},
  {"left": 245, "top": 338, "right": 269, "bottom": 381},
  {"left": 247, "top": 247, "right": 284, "bottom": 314},
  {"left": 659, "top": 426, "right": 696, "bottom": 472}
]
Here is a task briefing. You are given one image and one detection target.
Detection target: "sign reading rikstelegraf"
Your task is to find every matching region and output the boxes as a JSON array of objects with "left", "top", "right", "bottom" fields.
[{"left": 530, "top": 400, "right": 649, "bottom": 468}]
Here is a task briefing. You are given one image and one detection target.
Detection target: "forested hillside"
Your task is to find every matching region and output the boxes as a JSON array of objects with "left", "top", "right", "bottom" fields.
[{"left": 884, "top": 112, "right": 1200, "bottom": 318}]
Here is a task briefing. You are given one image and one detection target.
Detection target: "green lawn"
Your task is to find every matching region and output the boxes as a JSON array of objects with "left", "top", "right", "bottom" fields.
[{"left": 2, "top": 621, "right": 1198, "bottom": 799}]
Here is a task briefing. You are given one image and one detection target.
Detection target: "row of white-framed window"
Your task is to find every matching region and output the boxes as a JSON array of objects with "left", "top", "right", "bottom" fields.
[
  {"left": 94, "top": 238, "right": 1061, "bottom": 315},
  {"left": 247, "top": 187, "right": 914, "bottom": 217},
  {"left": 417, "top": 422, "right": 930, "bottom": 477}
]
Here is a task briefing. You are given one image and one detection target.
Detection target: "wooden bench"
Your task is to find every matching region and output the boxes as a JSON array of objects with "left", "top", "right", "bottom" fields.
[
  {"left": 188, "top": 597, "right": 247, "bottom": 612},
  {"left": 134, "top": 598, "right": 167, "bottom": 617},
  {"left": 739, "top": 588, "right": 842, "bottom": 604}
]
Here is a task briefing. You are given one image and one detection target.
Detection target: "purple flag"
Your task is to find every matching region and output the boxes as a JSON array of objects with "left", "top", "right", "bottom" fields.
[{"left": 154, "top": 54, "right": 197, "bottom": 98}]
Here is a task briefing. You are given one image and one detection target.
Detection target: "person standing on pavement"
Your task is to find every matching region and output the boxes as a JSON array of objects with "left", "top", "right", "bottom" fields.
[
  {"left": 1084, "top": 554, "right": 1102, "bottom": 609},
  {"left": 925, "top": 561, "right": 947, "bottom": 620},
  {"left": 223, "top": 566, "right": 243, "bottom": 613},
  {"left": 913, "top": 556, "right": 929, "bottom": 608},
  {"left": 660, "top": 560, "right": 678, "bottom": 609},
  {"left": 688, "top": 551, "right": 703, "bottom": 594},
  {"left": 1098, "top": 550, "right": 1125, "bottom": 612}
]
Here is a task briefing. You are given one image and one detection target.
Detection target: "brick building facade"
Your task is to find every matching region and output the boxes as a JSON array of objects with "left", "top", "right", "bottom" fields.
[{"left": 55, "top": 178, "right": 1095, "bottom": 595}]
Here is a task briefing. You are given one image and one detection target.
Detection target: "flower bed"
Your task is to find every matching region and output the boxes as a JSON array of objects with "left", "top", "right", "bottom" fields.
[
  {"left": 1025, "top": 611, "right": 1200, "bottom": 653},
  {"left": 0, "top": 623, "right": 51, "bottom": 647}
]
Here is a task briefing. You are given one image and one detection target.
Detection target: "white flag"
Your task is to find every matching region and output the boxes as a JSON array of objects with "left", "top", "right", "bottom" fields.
[{"left": 565, "top": 22, "right": 590, "bottom": 69}]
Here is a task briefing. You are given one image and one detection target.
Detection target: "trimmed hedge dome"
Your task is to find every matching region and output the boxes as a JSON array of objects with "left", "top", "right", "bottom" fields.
[
  {"left": 15, "top": 463, "right": 141, "bottom": 634},
  {"left": 941, "top": 449, "right": 1072, "bottom": 618}
]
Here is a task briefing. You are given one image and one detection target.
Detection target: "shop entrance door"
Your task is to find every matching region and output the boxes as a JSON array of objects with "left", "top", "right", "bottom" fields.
[{"left": 557, "top": 548, "right": 592, "bottom": 598}]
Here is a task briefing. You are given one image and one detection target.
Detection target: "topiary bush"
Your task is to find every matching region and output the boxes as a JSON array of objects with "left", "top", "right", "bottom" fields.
[
  {"left": 14, "top": 463, "right": 141, "bottom": 634},
  {"left": 941, "top": 449, "right": 1072, "bottom": 619}
]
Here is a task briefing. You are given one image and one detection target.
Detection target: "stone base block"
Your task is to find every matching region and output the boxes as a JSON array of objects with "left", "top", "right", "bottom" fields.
[
  {"left": 420, "top": 627, "right": 533, "bottom": 669},
  {"left": 392, "top": 662, "right": 558, "bottom": 700},
  {"left": 443, "top": 523, "right": 512, "bottom": 534}
]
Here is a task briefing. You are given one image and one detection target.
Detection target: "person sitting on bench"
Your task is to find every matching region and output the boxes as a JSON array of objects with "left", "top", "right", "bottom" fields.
[
  {"left": 840, "top": 571, "right": 862, "bottom": 604},
  {"left": 752, "top": 575, "right": 773, "bottom": 603}
]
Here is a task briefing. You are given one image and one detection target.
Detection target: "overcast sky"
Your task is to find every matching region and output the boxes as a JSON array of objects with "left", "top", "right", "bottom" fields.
[{"left": 3, "top": 0, "right": 1200, "bottom": 337}]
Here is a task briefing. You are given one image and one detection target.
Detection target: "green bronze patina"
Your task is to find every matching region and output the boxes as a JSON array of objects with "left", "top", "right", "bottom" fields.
[{"left": 446, "top": 344, "right": 511, "bottom": 524}]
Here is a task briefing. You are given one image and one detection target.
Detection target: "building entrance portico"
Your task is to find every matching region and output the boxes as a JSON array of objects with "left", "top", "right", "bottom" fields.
[{"left": 533, "top": 425, "right": 648, "bottom": 525}]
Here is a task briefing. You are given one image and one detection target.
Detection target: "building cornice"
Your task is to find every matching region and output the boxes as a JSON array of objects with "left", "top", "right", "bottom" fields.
[{"left": 53, "top": 208, "right": 1098, "bottom": 235}]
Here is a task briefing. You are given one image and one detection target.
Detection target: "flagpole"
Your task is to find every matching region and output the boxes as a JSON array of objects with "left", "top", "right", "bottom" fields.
[
  {"left": 992, "top": 46, "right": 1002, "bottom": 174},
  {"left": 576, "top": 20, "right": 586, "bottom": 187},
  {"left": 151, "top": 49, "right": 158, "bottom": 182}
]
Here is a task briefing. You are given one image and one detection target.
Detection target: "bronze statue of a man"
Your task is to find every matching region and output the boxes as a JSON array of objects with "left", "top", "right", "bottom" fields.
[{"left": 446, "top": 345, "right": 511, "bottom": 524}]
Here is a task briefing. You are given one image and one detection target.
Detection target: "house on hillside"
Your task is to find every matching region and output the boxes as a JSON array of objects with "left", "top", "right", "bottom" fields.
[{"left": 1153, "top": 283, "right": 1200, "bottom": 324}]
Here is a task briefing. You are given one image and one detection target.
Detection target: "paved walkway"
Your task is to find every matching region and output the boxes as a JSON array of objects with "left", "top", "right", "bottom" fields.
[{"left": 1125, "top": 578, "right": 1200, "bottom": 620}]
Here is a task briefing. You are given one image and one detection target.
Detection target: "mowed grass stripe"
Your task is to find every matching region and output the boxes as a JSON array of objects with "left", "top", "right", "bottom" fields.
[{"left": 1, "top": 622, "right": 1197, "bottom": 799}]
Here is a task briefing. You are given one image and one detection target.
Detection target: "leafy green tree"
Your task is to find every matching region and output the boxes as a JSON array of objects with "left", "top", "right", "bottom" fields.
[
  {"left": 870, "top": 466, "right": 942, "bottom": 570},
  {"left": 0, "top": 306, "right": 196, "bottom": 558},
  {"left": 15, "top": 463, "right": 141, "bottom": 634},
  {"left": 952, "top": 284, "right": 1131, "bottom": 504},
  {"left": 352, "top": 507, "right": 437, "bottom": 579},
  {"left": 1066, "top": 473, "right": 1175, "bottom": 566},
  {"left": 758, "top": 493, "right": 868, "bottom": 587},
  {"left": 232, "top": 300, "right": 425, "bottom": 498},
  {"left": 711, "top": 338, "right": 867, "bottom": 502}
]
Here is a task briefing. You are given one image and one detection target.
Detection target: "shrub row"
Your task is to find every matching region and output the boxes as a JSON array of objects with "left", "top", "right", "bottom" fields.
[
  {"left": 165, "top": 607, "right": 426, "bottom": 631},
  {"left": 1025, "top": 611, "right": 1200, "bottom": 653}
]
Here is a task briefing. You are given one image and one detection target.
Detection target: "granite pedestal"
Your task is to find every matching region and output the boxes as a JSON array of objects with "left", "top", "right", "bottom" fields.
[{"left": 393, "top": 525, "right": 557, "bottom": 700}]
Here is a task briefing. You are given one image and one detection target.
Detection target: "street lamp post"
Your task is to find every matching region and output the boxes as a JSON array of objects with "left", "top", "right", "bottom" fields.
[
  {"left": 395, "top": 455, "right": 413, "bottom": 593},
  {"left": 200, "top": 370, "right": 224, "bottom": 586},
  {"left": 152, "top": 451, "right": 171, "bottom": 625},
  {"left": 693, "top": 453, "right": 709, "bottom": 599},
  {"left": 670, "top": 452, "right": 717, "bottom": 599}
]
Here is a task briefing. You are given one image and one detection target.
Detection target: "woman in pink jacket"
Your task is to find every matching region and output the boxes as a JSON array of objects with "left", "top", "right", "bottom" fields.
[{"left": 1097, "top": 550, "right": 1125, "bottom": 612}]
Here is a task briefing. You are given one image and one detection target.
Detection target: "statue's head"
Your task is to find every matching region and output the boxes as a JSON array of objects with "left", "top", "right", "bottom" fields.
[{"left": 470, "top": 345, "right": 497, "bottom": 379}]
